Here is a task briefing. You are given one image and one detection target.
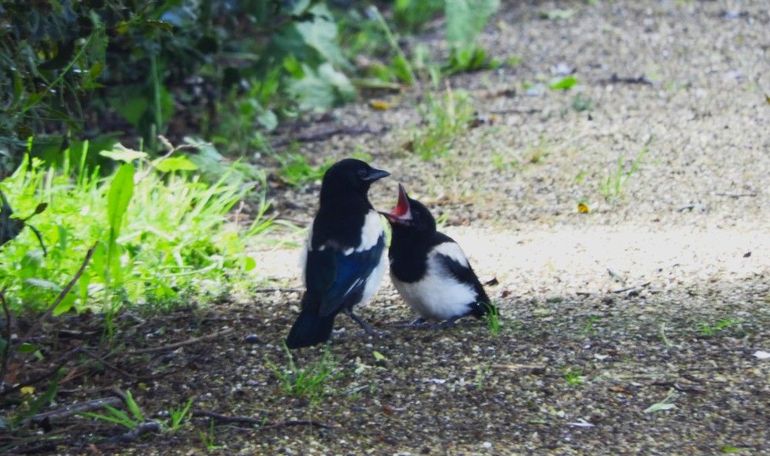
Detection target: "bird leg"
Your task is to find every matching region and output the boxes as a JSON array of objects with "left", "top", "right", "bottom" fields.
[
  {"left": 434, "top": 315, "right": 463, "bottom": 330},
  {"left": 344, "top": 308, "right": 379, "bottom": 336},
  {"left": 410, "top": 317, "right": 428, "bottom": 327}
]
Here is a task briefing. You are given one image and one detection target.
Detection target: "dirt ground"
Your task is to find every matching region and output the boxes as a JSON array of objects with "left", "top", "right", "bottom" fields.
[{"left": 4, "top": 1, "right": 770, "bottom": 454}]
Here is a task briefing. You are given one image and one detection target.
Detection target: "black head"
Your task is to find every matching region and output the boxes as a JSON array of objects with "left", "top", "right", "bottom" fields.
[
  {"left": 381, "top": 184, "right": 436, "bottom": 235},
  {"left": 320, "top": 159, "right": 389, "bottom": 205}
]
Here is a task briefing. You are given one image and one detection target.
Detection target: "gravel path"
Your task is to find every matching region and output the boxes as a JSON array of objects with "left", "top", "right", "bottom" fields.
[{"left": 243, "top": 1, "right": 770, "bottom": 453}]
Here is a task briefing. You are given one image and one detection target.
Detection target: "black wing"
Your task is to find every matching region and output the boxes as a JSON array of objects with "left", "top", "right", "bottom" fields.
[
  {"left": 305, "top": 234, "right": 385, "bottom": 317},
  {"left": 433, "top": 241, "right": 493, "bottom": 317}
]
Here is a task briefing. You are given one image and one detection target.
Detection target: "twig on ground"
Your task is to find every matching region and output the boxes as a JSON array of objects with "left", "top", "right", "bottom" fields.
[
  {"left": 253, "top": 287, "right": 302, "bottom": 294},
  {"left": 611, "top": 282, "right": 651, "bottom": 294},
  {"left": 193, "top": 410, "right": 335, "bottom": 430},
  {"left": 193, "top": 410, "right": 264, "bottom": 426},
  {"left": 22, "top": 244, "right": 96, "bottom": 341},
  {"left": 124, "top": 328, "right": 234, "bottom": 356},
  {"left": 30, "top": 396, "right": 122, "bottom": 423},
  {"left": 714, "top": 192, "right": 757, "bottom": 198},
  {"left": 271, "top": 126, "right": 387, "bottom": 149},
  {"left": 261, "top": 420, "right": 335, "bottom": 430},
  {"left": 108, "top": 421, "right": 162, "bottom": 443},
  {"left": 79, "top": 349, "right": 136, "bottom": 380},
  {"left": 600, "top": 74, "right": 653, "bottom": 85}
]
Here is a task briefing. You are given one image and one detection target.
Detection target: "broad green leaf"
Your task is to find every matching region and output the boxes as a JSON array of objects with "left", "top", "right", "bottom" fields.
[
  {"left": 287, "top": 63, "right": 355, "bottom": 111},
  {"left": 53, "top": 293, "right": 76, "bottom": 317},
  {"left": 256, "top": 109, "right": 278, "bottom": 131},
  {"left": 107, "top": 164, "right": 135, "bottom": 239},
  {"left": 295, "top": 4, "right": 349, "bottom": 69},
  {"left": 100, "top": 144, "right": 148, "bottom": 163},
  {"left": 24, "top": 278, "right": 62, "bottom": 291},
  {"left": 643, "top": 402, "right": 676, "bottom": 413},
  {"left": 445, "top": 0, "right": 500, "bottom": 47},
  {"left": 243, "top": 256, "right": 256, "bottom": 271},
  {"left": 17, "top": 342, "right": 39, "bottom": 353},
  {"left": 372, "top": 350, "right": 386, "bottom": 361},
  {"left": 153, "top": 156, "right": 198, "bottom": 173},
  {"left": 549, "top": 75, "right": 578, "bottom": 90}
]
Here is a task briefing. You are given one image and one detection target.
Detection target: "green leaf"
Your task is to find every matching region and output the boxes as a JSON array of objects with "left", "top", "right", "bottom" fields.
[
  {"left": 372, "top": 350, "right": 386, "bottom": 361},
  {"left": 17, "top": 342, "right": 38, "bottom": 353},
  {"left": 243, "top": 256, "right": 256, "bottom": 271},
  {"left": 445, "top": 0, "right": 500, "bottom": 47},
  {"left": 107, "top": 163, "right": 135, "bottom": 240},
  {"left": 549, "top": 75, "right": 578, "bottom": 90},
  {"left": 643, "top": 402, "right": 676, "bottom": 413},
  {"left": 100, "top": 145, "right": 148, "bottom": 163},
  {"left": 287, "top": 63, "right": 355, "bottom": 111},
  {"left": 295, "top": 4, "right": 349, "bottom": 69},
  {"left": 153, "top": 156, "right": 198, "bottom": 173},
  {"left": 24, "top": 278, "right": 62, "bottom": 291}
]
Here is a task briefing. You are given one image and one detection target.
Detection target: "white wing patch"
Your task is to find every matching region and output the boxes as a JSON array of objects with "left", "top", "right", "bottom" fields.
[
  {"left": 432, "top": 242, "right": 469, "bottom": 267},
  {"left": 357, "top": 211, "right": 385, "bottom": 252},
  {"left": 391, "top": 242, "right": 477, "bottom": 321}
]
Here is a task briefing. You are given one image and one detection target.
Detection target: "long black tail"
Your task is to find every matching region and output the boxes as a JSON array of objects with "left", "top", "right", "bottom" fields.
[{"left": 285, "top": 307, "right": 336, "bottom": 349}]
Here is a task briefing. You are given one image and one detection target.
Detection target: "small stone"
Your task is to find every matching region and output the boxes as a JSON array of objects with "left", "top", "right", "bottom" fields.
[{"left": 244, "top": 334, "right": 261, "bottom": 344}]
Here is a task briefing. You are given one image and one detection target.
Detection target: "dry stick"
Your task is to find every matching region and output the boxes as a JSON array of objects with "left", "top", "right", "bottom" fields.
[
  {"left": 21, "top": 244, "right": 96, "bottom": 342},
  {"left": 124, "top": 327, "right": 235, "bottom": 356},
  {"left": 79, "top": 348, "right": 136, "bottom": 380},
  {"left": 270, "top": 126, "right": 385, "bottom": 149},
  {"left": 0, "top": 287, "right": 11, "bottom": 388},
  {"left": 193, "top": 410, "right": 334, "bottom": 430},
  {"left": 30, "top": 396, "right": 122, "bottom": 423}
]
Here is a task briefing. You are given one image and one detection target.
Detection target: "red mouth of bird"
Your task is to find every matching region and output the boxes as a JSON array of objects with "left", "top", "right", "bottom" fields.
[{"left": 385, "top": 184, "right": 411, "bottom": 223}]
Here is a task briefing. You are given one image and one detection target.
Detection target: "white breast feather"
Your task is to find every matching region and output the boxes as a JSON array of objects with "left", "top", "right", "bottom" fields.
[
  {"left": 357, "top": 211, "right": 385, "bottom": 252},
  {"left": 391, "top": 242, "right": 477, "bottom": 321}
]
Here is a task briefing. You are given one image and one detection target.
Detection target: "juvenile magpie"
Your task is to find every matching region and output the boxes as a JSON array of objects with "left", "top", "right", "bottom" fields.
[
  {"left": 285, "top": 159, "right": 390, "bottom": 349},
  {"left": 382, "top": 184, "right": 496, "bottom": 327}
]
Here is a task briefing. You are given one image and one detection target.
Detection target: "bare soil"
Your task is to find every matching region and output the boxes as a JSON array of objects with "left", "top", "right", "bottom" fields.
[{"left": 4, "top": 1, "right": 770, "bottom": 454}]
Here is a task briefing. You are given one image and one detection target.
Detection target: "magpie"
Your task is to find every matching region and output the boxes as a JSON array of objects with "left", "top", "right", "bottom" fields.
[
  {"left": 382, "top": 184, "right": 496, "bottom": 327},
  {"left": 285, "top": 159, "right": 390, "bottom": 349}
]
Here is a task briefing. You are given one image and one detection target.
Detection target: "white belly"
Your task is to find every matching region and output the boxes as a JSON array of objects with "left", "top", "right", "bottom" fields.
[
  {"left": 391, "top": 255, "right": 477, "bottom": 321},
  {"left": 360, "top": 245, "right": 388, "bottom": 307}
]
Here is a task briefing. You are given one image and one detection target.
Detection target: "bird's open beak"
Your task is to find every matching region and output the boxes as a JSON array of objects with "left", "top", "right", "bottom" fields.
[
  {"left": 381, "top": 183, "right": 412, "bottom": 224},
  {"left": 361, "top": 167, "right": 390, "bottom": 182}
]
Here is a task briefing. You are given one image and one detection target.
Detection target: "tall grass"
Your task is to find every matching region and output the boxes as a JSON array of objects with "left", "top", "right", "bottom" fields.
[{"left": 0, "top": 142, "right": 272, "bottom": 314}]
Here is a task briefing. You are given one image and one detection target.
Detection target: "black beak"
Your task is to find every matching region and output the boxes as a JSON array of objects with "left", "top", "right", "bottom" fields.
[{"left": 361, "top": 167, "right": 390, "bottom": 182}]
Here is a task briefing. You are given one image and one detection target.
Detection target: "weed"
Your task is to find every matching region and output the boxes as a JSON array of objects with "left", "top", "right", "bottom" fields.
[
  {"left": 410, "top": 86, "right": 474, "bottom": 160},
  {"left": 549, "top": 75, "right": 578, "bottom": 90},
  {"left": 525, "top": 140, "right": 550, "bottom": 164},
  {"left": 267, "top": 346, "right": 339, "bottom": 405},
  {"left": 643, "top": 388, "right": 677, "bottom": 413},
  {"left": 491, "top": 151, "right": 519, "bottom": 171},
  {"left": 199, "top": 420, "right": 223, "bottom": 452},
  {"left": 581, "top": 315, "right": 601, "bottom": 336},
  {"left": 484, "top": 304, "right": 502, "bottom": 336},
  {"left": 0, "top": 141, "right": 271, "bottom": 313},
  {"left": 599, "top": 147, "right": 647, "bottom": 201},
  {"left": 571, "top": 94, "right": 593, "bottom": 112},
  {"left": 82, "top": 390, "right": 145, "bottom": 430},
  {"left": 698, "top": 318, "right": 742, "bottom": 337},
  {"left": 474, "top": 364, "right": 490, "bottom": 389},
  {"left": 563, "top": 368, "right": 585, "bottom": 387},
  {"left": 277, "top": 153, "right": 331, "bottom": 187},
  {"left": 165, "top": 397, "right": 194, "bottom": 432}
]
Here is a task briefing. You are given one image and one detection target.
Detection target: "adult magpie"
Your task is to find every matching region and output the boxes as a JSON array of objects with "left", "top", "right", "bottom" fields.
[
  {"left": 285, "top": 159, "right": 390, "bottom": 349},
  {"left": 382, "top": 184, "right": 496, "bottom": 327}
]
